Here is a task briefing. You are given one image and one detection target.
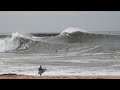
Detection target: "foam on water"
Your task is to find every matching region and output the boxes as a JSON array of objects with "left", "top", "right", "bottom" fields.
[
  {"left": 0, "top": 37, "right": 20, "bottom": 52},
  {"left": 1, "top": 27, "right": 120, "bottom": 76},
  {"left": 60, "top": 27, "right": 88, "bottom": 35}
]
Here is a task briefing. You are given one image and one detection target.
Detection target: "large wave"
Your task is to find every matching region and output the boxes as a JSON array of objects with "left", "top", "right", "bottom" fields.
[
  {"left": 0, "top": 27, "right": 120, "bottom": 53},
  {"left": 0, "top": 32, "right": 33, "bottom": 53},
  {"left": 55, "top": 27, "right": 120, "bottom": 43},
  {"left": 0, "top": 32, "right": 66, "bottom": 53}
]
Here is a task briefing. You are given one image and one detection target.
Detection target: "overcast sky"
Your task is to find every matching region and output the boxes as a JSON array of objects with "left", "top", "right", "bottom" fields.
[{"left": 0, "top": 11, "right": 120, "bottom": 33}]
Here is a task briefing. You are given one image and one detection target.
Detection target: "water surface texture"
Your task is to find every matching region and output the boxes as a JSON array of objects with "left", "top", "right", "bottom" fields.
[{"left": 0, "top": 27, "right": 120, "bottom": 76}]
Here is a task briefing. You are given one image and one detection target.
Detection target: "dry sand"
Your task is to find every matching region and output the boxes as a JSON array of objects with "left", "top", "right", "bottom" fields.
[{"left": 0, "top": 73, "right": 120, "bottom": 79}]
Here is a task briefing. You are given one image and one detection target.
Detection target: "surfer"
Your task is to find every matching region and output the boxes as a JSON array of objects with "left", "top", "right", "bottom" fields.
[{"left": 38, "top": 65, "right": 46, "bottom": 76}]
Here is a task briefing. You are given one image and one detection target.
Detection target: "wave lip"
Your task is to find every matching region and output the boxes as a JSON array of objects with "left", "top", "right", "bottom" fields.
[
  {"left": 55, "top": 27, "right": 94, "bottom": 43},
  {"left": 60, "top": 27, "right": 88, "bottom": 36}
]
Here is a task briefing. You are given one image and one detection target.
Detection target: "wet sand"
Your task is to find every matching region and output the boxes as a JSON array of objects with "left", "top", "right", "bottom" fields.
[{"left": 0, "top": 73, "right": 120, "bottom": 79}]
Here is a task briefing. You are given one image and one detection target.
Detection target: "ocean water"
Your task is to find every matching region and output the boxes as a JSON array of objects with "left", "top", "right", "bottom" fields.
[{"left": 1, "top": 27, "right": 120, "bottom": 76}]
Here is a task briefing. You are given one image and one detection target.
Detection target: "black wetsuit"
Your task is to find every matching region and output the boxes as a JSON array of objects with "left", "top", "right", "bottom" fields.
[{"left": 38, "top": 66, "right": 43, "bottom": 76}]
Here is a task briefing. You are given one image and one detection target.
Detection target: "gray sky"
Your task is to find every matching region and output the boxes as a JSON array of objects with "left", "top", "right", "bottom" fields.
[{"left": 0, "top": 11, "right": 120, "bottom": 33}]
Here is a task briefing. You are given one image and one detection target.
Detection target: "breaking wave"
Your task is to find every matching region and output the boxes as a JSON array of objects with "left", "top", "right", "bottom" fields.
[
  {"left": 0, "top": 32, "right": 33, "bottom": 53},
  {"left": 60, "top": 27, "right": 88, "bottom": 35},
  {"left": 0, "top": 27, "right": 120, "bottom": 53},
  {"left": 55, "top": 27, "right": 120, "bottom": 43}
]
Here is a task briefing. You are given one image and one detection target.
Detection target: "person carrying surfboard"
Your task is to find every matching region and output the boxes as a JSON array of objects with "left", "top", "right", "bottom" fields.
[{"left": 38, "top": 65, "right": 46, "bottom": 76}]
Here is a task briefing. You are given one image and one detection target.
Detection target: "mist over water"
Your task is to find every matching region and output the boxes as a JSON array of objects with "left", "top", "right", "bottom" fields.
[{"left": 1, "top": 27, "right": 120, "bottom": 76}]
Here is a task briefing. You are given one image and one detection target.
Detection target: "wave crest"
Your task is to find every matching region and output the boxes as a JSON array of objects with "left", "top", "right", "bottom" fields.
[
  {"left": 0, "top": 28, "right": 120, "bottom": 53},
  {"left": 0, "top": 32, "right": 33, "bottom": 53},
  {"left": 60, "top": 27, "right": 88, "bottom": 36}
]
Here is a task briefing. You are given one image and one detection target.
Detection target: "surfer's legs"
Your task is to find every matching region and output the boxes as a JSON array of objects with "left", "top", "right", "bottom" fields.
[
  {"left": 40, "top": 73, "right": 42, "bottom": 76},
  {"left": 39, "top": 71, "right": 42, "bottom": 76}
]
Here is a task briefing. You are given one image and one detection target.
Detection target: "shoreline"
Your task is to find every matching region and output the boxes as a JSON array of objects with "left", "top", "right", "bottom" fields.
[{"left": 0, "top": 73, "right": 120, "bottom": 79}]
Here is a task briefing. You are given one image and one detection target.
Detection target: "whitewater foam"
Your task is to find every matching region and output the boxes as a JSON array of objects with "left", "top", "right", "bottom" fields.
[
  {"left": 0, "top": 32, "right": 32, "bottom": 53},
  {"left": 1, "top": 29, "right": 120, "bottom": 76},
  {"left": 12, "top": 32, "right": 32, "bottom": 39},
  {"left": 0, "top": 37, "right": 20, "bottom": 52},
  {"left": 60, "top": 27, "right": 88, "bottom": 35}
]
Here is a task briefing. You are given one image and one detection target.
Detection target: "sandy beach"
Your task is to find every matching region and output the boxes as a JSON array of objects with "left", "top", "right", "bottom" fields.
[{"left": 0, "top": 73, "right": 120, "bottom": 79}]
